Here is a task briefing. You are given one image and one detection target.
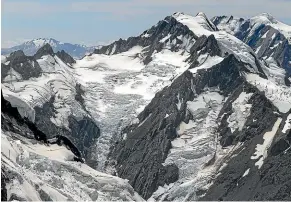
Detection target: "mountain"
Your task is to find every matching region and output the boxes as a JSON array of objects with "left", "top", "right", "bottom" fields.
[
  {"left": 1, "top": 38, "right": 99, "bottom": 59},
  {"left": 212, "top": 13, "right": 291, "bottom": 74},
  {"left": 1, "top": 12, "right": 291, "bottom": 201}
]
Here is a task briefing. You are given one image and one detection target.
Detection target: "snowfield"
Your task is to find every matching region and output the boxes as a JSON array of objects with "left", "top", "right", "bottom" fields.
[{"left": 1, "top": 130, "right": 144, "bottom": 201}]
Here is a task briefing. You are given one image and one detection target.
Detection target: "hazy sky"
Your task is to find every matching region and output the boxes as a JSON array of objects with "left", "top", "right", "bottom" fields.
[{"left": 2, "top": 0, "right": 291, "bottom": 48}]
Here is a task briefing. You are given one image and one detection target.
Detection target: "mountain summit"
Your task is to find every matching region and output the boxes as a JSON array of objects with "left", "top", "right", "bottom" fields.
[{"left": 1, "top": 38, "right": 97, "bottom": 59}]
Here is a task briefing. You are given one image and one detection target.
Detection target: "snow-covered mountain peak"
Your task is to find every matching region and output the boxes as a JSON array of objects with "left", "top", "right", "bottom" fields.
[
  {"left": 28, "top": 38, "right": 59, "bottom": 48},
  {"left": 211, "top": 15, "right": 245, "bottom": 35},
  {"left": 196, "top": 11, "right": 207, "bottom": 17},
  {"left": 34, "top": 43, "right": 55, "bottom": 59},
  {"left": 172, "top": 12, "right": 185, "bottom": 17},
  {"left": 2, "top": 38, "right": 96, "bottom": 59},
  {"left": 256, "top": 13, "right": 276, "bottom": 23},
  {"left": 250, "top": 13, "right": 291, "bottom": 43},
  {"left": 172, "top": 12, "right": 217, "bottom": 33}
]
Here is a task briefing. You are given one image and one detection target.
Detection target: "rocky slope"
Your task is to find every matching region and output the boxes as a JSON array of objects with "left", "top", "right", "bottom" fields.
[{"left": 1, "top": 12, "right": 291, "bottom": 201}]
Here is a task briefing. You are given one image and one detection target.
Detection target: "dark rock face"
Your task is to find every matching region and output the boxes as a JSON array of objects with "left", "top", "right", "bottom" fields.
[
  {"left": 1, "top": 44, "right": 77, "bottom": 82},
  {"left": 1, "top": 91, "right": 46, "bottom": 141},
  {"left": 201, "top": 121, "right": 291, "bottom": 200},
  {"left": 243, "top": 25, "right": 291, "bottom": 74},
  {"left": 34, "top": 95, "right": 100, "bottom": 166},
  {"left": 34, "top": 43, "right": 55, "bottom": 60},
  {"left": 199, "top": 86, "right": 291, "bottom": 200},
  {"left": 1, "top": 169, "right": 8, "bottom": 201},
  {"left": 1, "top": 91, "right": 83, "bottom": 161},
  {"left": 75, "top": 83, "right": 90, "bottom": 114},
  {"left": 187, "top": 34, "right": 221, "bottom": 64},
  {"left": 285, "top": 75, "right": 291, "bottom": 86},
  {"left": 218, "top": 83, "right": 278, "bottom": 147},
  {"left": 56, "top": 50, "right": 76, "bottom": 65},
  {"left": 1, "top": 50, "right": 42, "bottom": 81}
]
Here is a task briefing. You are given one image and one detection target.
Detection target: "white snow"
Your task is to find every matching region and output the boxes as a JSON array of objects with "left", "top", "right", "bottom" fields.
[
  {"left": 3, "top": 67, "right": 22, "bottom": 82},
  {"left": 141, "top": 33, "right": 150, "bottom": 38},
  {"left": 282, "top": 114, "right": 291, "bottom": 133},
  {"left": 251, "top": 118, "right": 282, "bottom": 169},
  {"left": 74, "top": 46, "right": 144, "bottom": 71},
  {"left": 1, "top": 55, "right": 7, "bottom": 63},
  {"left": 176, "top": 94, "right": 183, "bottom": 110},
  {"left": 172, "top": 12, "right": 213, "bottom": 37},
  {"left": 111, "top": 44, "right": 116, "bottom": 55},
  {"left": 159, "top": 34, "right": 171, "bottom": 43},
  {"left": 33, "top": 38, "right": 46, "bottom": 47},
  {"left": 1, "top": 131, "right": 144, "bottom": 201},
  {"left": 189, "top": 55, "right": 224, "bottom": 74},
  {"left": 214, "top": 16, "right": 245, "bottom": 35},
  {"left": 242, "top": 168, "right": 250, "bottom": 177},
  {"left": 3, "top": 93, "right": 35, "bottom": 122},
  {"left": 261, "top": 31, "right": 269, "bottom": 38},
  {"left": 245, "top": 73, "right": 291, "bottom": 113},
  {"left": 227, "top": 92, "right": 253, "bottom": 133}
]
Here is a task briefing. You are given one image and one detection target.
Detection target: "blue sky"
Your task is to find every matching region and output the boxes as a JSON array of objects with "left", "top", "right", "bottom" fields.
[{"left": 2, "top": 0, "right": 291, "bottom": 47}]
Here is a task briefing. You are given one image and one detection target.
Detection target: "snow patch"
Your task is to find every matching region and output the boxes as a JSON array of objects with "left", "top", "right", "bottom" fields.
[
  {"left": 159, "top": 34, "right": 171, "bottom": 43},
  {"left": 242, "top": 168, "right": 250, "bottom": 177},
  {"left": 282, "top": 114, "right": 291, "bottom": 133},
  {"left": 189, "top": 55, "right": 224, "bottom": 74},
  {"left": 251, "top": 118, "right": 282, "bottom": 169},
  {"left": 227, "top": 92, "right": 253, "bottom": 133}
]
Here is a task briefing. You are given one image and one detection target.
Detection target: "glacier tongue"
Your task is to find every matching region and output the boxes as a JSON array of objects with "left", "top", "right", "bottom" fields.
[{"left": 73, "top": 46, "right": 191, "bottom": 171}]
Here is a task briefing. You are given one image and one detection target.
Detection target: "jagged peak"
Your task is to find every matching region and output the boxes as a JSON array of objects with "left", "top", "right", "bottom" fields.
[
  {"left": 196, "top": 12, "right": 207, "bottom": 18},
  {"left": 7, "top": 50, "right": 30, "bottom": 64},
  {"left": 9, "top": 50, "right": 26, "bottom": 58},
  {"left": 257, "top": 12, "right": 275, "bottom": 22},
  {"left": 172, "top": 11, "right": 217, "bottom": 32},
  {"left": 172, "top": 12, "right": 185, "bottom": 18},
  {"left": 56, "top": 50, "right": 76, "bottom": 64},
  {"left": 34, "top": 43, "right": 55, "bottom": 59}
]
